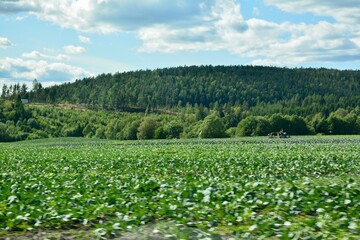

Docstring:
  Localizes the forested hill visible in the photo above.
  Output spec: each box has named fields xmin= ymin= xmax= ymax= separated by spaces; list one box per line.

xmin=1 ymin=65 xmax=360 ymax=141
xmin=32 ymin=65 xmax=360 ymax=116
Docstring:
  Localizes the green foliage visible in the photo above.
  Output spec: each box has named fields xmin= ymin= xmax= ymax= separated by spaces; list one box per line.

xmin=237 ymin=116 xmax=270 ymax=137
xmin=26 ymin=66 xmax=360 ymax=118
xmin=154 ymin=121 xmax=183 ymax=139
xmin=286 ymin=115 xmax=314 ymax=135
xmin=269 ymin=114 xmax=292 ymax=133
xmin=183 ymin=120 xmax=203 ymax=138
xmin=13 ymin=95 xmax=26 ymax=121
xmin=104 ymin=120 xmax=120 ymax=139
xmin=311 ymin=113 xmax=328 ymax=134
xmin=238 ymin=114 xmax=314 ymax=136
xmin=199 ymin=113 xmax=227 ymax=138
xmin=26 ymin=118 xmax=40 ymax=129
xmin=1 ymin=65 xmax=360 ymax=142
xmin=137 ymin=117 xmax=157 ymax=140
xmin=154 ymin=126 xmax=166 ymax=139
xmin=0 ymin=123 xmax=12 ymax=141
xmin=94 ymin=126 xmax=106 ymax=139
xmin=0 ymin=99 xmax=359 ymax=142
xmin=327 ymin=111 xmax=359 ymax=135
xmin=225 ymin=127 xmax=237 ymax=138
xmin=165 ymin=122 xmax=183 ymax=139
xmin=63 ymin=124 xmax=83 ymax=137
xmin=26 ymin=130 xmax=49 ymax=140
xmin=121 ymin=120 xmax=141 ymax=140
xmin=0 ymin=137 xmax=359 ymax=238
xmin=82 ymin=123 xmax=95 ymax=138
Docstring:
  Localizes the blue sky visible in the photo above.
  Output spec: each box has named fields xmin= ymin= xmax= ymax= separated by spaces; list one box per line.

xmin=1 ymin=0 xmax=360 ymax=87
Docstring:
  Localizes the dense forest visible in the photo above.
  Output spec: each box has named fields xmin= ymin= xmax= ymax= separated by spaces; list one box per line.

xmin=1 ymin=65 xmax=360 ymax=141
xmin=23 ymin=65 xmax=360 ymax=115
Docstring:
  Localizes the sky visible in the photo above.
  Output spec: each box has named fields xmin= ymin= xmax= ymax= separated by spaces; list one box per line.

xmin=1 ymin=0 xmax=360 ymax=88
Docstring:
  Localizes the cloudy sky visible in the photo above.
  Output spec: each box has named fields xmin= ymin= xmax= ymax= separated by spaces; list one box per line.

xmin=1 ymin=0 xmax=360 ymax=87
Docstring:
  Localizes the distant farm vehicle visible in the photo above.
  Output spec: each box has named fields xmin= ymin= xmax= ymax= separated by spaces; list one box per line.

xmin=268 ymin=130 xmax=290 ymax=138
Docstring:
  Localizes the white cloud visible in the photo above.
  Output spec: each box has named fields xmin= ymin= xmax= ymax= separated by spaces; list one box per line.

xmin=22 ymin=50 xmax=70 ymax=61
xmin=79 ymin=35 xmax=91 ymax=44
xmin=138 ymin=24 xmax=218 ymax=53
xmin=63 ymin=45 xmax=86 ymax=54
xmin=0 ymin=0 xmax=212 ymax=33
xmin=12 ymin=0 xmax=358 ymax=34
xmin=3 ymin=46 xmax=93 ymax=86
xmin=1 ymin=0 xmax=360 ymax=68
xmin=0 ymin=37 xmax=12 ymax=48
xmin=0 ymin=57 xmax=92 ymax=85
xmin=264 ymin=0 xmax=360 ymax=24
xmin=22 ymin=50 xmax=42 ymax=58
xmin=139 ymin=0 xmax=360 ymax=65
xmin=139 ymin=0 xmax=246 ymax=53
xmin=0 ymin=0 xmax=38 ymax=14
xmin=15 ymin=15 xmax=28 ymax=21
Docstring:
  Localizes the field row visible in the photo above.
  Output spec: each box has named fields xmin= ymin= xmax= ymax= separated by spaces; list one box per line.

xmin=0 ymin=136 xmax=359 ymax=239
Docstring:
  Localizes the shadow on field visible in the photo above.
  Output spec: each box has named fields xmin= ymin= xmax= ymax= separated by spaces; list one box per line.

xmin=0 ymin=222 xmax=231 ymax=240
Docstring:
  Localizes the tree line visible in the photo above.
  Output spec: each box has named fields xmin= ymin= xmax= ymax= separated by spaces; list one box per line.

xmin=25 ymin=65 xmax=360 ymax=118
xmin=1 ymin=97 xmax=359 ymax=142
xmin=1 ymin=65 xmax=360 ymax=142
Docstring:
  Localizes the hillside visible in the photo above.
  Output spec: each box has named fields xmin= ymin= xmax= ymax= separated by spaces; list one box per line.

xmin=1 ymin=65 xmax=360 ymax=142
xmin=28 ymin=65 xmax=360 ymax=116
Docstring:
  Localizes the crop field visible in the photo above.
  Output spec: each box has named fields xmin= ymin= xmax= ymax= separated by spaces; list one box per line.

xmin=0 ymin=136 xmax=359 ymax=239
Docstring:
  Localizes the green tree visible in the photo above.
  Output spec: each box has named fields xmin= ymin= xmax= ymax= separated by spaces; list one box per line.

xmin=13 ymin=95 xmax=27 ymax=122
xmin=20 ymin=83 xmax=28 ymax=98
xmin=83 ymin=123 xmax=96 ymax=138
xmin=236 ymin=116 xmax=270 ymax=136
xmin=311 ymin=113 xmax=328 ymax=134
xmin=326 ymin=110 xmax=358 ymax=135
xmin=0 ymin=122 xmax=12 ymax=141
xmin=154 ymin=126 xmax=167 ymax=139
xmin=269 ymin=114 xmax=291 ymax=133
xmin=137 ymin=117 xmax=157 ymax=140
xmin=105 ymin=120 xmax=120 ymax=139
xmin=199 ymin=114 xmax=227 ymax=138
xmin=288 ymin=115 xmax=313 ymax=135
xmin=63 ymin=124 xmax=83 ymax=137
xmin=194 ymin=104 xmax=208 ymax=121
xmin=32 ymin=79 xmax=42 ymax=92
xmin=95 ymin=126 xmax=106 ymax=139
xmin=1 ymin=84 xmax=8 ymax=98
xmin=122 ymin=120 xmax=141 ymax=140
xmin=164 ymin=121 xmax=183 ymax=139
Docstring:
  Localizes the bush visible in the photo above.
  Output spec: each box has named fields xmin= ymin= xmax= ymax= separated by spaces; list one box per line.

xmin=27 ymin=130 xmax=49 ymax=140
xmin=199 ymin=114 xmax=227 ymax=138
xmin=226 ymin=127 xmax=237 ymax=138
xmin=137 ymin=117 xmax=157 ymax=140
xmin=154 ymin=126 xmax=167 ymax=139
xmin=95 ymin=126 xmax=106 ymax=139
xmin=237 ymin=116 xmax=270 ymax=136
xmin=0 ymin=123 xmax=12 ymax=142
xmin=164 ymin=121 xmax=183 ymax=139
xmin=122 ymin=120 xmax=141 ymax=140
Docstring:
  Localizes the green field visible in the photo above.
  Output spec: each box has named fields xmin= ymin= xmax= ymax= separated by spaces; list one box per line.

xmin=0 ymin=136 xmax=359 ymax=239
